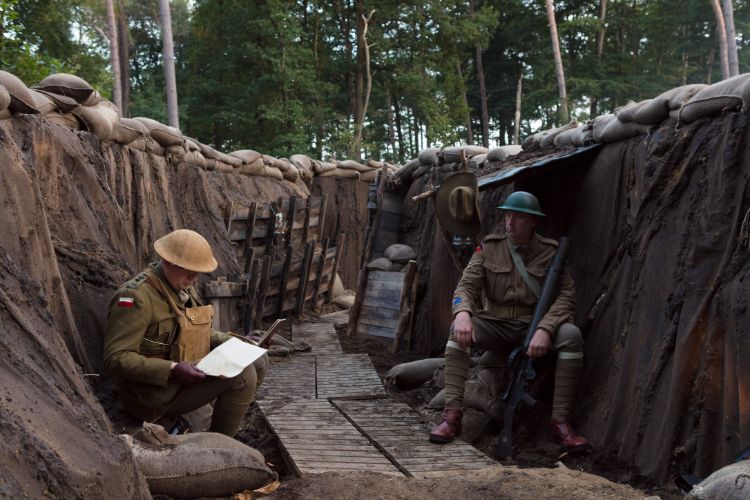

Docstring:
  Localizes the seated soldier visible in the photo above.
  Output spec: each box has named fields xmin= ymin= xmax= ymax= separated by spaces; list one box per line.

xmin=429 ymin=191 xmax=588 ymax=451
xmin=103 ymin=229 xmax=260 ymax=437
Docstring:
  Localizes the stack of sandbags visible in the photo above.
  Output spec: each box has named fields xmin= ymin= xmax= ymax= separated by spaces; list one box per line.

xmin=133 ymin=117 xmax=186 ymax=157
xmin=364 ymin=244 xmax=417 ymax=273
xmin=539 ymin=121 xmax=578 ymax=150
xmin=180 ymin=138 xmax=207 ymax=169
xmin=483 ymin=145 xmax=523 ymax=169
xmin=230 ymin=149 xmax=264 ymax=176
xmin=554 ymin=124 xmax=594 ymax=148
xmin=391 ymin=158 xmax=421 ymax=185
xmin=289 ymin=154 xmax=314 ymax=181
xmin=687 ymin=460 xmax=750 ymax=499
xmin=0 ymin=71 xmax=39 ymax=119
xmin=679 ymin=74 xmax=750 ymax=124
xmin=593 ymin=111 xmax=650 ymax=144
xmin=440 ymin=145 xmax=489 ymax=164
xmin=521 ymin=130 xmax=548 ymax=151
xmin=111 ymin=117 xmax=149 ymax=150
xmin=260 ymin=155 xmax=286 ymax=181
xmin=315 ymin=159 xmax=360 ymax=180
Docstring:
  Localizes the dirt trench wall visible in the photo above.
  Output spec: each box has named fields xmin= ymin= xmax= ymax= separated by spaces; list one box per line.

xmin=0 ymin=115 xmax=309 ymax=497
xmin=404 ymin=112 xmax=750 ymax=481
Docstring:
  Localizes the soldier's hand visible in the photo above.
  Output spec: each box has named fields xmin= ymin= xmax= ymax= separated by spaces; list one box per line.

xmin=170 ymin=361 xmax=207 ymax=385
xmin=527 ymin=329 xmax=552 ymax=358
xmin=453 ymin=311 xmax=474 ymax=348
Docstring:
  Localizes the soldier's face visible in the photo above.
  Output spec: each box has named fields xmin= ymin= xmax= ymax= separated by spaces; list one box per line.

xmin=163 ymin=261 xmax=200 ymax=290
xmin=505 ymin=211 xmax=537 ymax=245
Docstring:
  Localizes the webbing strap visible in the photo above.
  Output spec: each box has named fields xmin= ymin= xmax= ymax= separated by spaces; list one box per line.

xmin=507 ymin=239 xmax=541 ymax=298
xmin=558 ymin=352 xmax=584 ymax=360
xmin=446 ymin=340 xmax=471 ymax=353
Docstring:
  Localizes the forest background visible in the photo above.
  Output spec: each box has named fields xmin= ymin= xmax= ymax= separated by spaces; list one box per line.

xmin=1 ymin=0 xmax=749 ymax=162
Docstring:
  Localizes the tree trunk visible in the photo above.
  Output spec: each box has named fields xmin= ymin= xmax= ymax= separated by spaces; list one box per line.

xmin=513 ymin=71 xmax=522 ymax=145
xmin=105 ymin=0 xmax=122 ymax=115
xmin=596 ymin=0 xmax=607 ymax=57
xmin=456 ymin=62 xmax=474 ymax=145
xmin=721 ymin=0 xmax=739 ymax=76
xmin=386 ymin=90 xmax=396 ymax=157
xmin=117 ymin=0 xmax=130 ymax=115
xmin=394 ymin=97 xmax=405 ymax=161
xmin=469 ymin=0 xmax=489 ymax=148
xmin=352 ymin=0 xmax=365 ymax=157
xmin=546 ymin=0 xmax=569 ymax=123
xmin=351 ymin=9 xmax=374 ymax=160
xmin=158 ymin=0 xmax=179 ymax=128
xmin=706 ymin=46 xmax=715 ymax=84
xmin=710 ymin=0 xmax=730 ymax=80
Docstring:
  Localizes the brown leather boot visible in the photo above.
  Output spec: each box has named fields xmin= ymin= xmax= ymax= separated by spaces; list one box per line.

xmin=550 ymin=419 xmax=589 ymax=452
xmin=429 ymin=407 xmax=463 ymax=444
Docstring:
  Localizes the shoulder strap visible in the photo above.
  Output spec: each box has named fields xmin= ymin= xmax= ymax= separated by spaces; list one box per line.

xmin=506 ymin=239 xmax=541 ymax=298
xmin=144 ymin=271 xmax=184 ymax=317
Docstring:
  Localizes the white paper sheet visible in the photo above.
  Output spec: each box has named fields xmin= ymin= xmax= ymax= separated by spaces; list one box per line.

xmin=196 ymin=337 xmax=267 ymax=378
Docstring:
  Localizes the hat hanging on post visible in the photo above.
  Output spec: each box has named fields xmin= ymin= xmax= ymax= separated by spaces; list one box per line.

xmin=434 ymin=172 xmax=481 ymax=237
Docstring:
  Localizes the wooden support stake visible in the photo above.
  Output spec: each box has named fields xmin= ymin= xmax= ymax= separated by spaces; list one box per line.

xmin=243 ymin=258 xmax=261 ymax=335
xmin=311 ymin=237 xmax=330 ymax=311
xmin=285 ymin=196 xmax=297 ymax=245
xmin=224 ymin=200 xmax=234 ymax=232
xmin=295 ymin=241 xmax=315 ymax=317
xmin=301 ymin=196 xmax=313 ymax=245
xmin=391 ymin=260 xmax=417 ymax=353
xmin=265 ymin=201 xmax=278 ymax=256
xmin=242 ymin=202 xmax=258 ymax=272
xmin=318 ymin=194 xmax=328 ymax=242
xmin=326 ymin=232 xmax=345 ymax=304
xmin=277 ymin=244 xmax=294 ymax=317
xmin=254 ymin=253 xmax=273 ymax=328
xmin=347 ymin=165 xmax=388 ymax=336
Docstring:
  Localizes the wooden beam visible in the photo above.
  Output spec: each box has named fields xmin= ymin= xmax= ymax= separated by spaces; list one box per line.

xmin=311 ymin=237 xmax=330 ymax=312
xmin=243 ymin=258 xmax=261 ymax=335
xmin=242 ymin=202 xmax=258 ymax=273
xmin=318 ymin=194 xmax=328 ymax=242
xmin=265 ymin=201 xmax=279 ymax=256
xmin=224 ymin=200 xmax=234 ymax=232
xmin=285 ymin=196 xmax=297 ymax=245
xmin=392 ymin=260 xmax=417 ymax=353
xmin=302 ymin=196 xmax=313 ymax=245
xmin=254 ymin=252 xmax=273 ymax=329
xmin=326 ymin=233 xmax=345 ymax=304
xmin=276 ymin=244 xmax=294 ymax=317
xmin=295 ymin=242 xmax=315 ymax=317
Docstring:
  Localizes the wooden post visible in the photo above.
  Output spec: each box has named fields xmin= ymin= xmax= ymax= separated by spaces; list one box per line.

xmin=242 ymin=202 xmax=258 ymax=272
xmin=285 ymin=196 xmax=297 ymax=245
xmin=347 ymin=164 xmax=388 ymax=337
xmin=295 ymin=241 xmax=315 ymax=317
xmin=254 ymin=253 xmax=273 ymax=328
xmin=301 ymin=196 xmax=313 ymax=245
xmin=318 ymin=194 xmax=328 ymax=242
xmin=326 ymin=233 xmax=345 ymax=304
xmin=243 ymin=258 xmax=261 ymax=335
xmin=224 ymin=201 xmax=234 ymax=232
xmin=277 ymin=244 xmax=294 ymax=317
xmin=391 ymin=260 xmax=417 ymax=353
xmin=265 ymin=201 xmax=278 ymax=256
xmin=311 ymin=237 xmax=330 ymax=311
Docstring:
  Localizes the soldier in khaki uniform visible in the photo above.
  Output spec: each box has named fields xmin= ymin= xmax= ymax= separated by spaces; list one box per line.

xmin=429 ymin=190 xmax=588 ymax=451
xmin=103 ymin=229 xmax=259 ymax=437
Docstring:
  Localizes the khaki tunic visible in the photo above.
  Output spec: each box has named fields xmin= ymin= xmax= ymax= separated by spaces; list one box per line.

xmin=102 ymin=263 xmax=230 ymax=421
xmin=451 ymin=232 xmax=575 ymax=335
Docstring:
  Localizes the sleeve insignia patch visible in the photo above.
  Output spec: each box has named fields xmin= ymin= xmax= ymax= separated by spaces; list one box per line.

xmin=118 ymin=297 xmax=135 ymax=308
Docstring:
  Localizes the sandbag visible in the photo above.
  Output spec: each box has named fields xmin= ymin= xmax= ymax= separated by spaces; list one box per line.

xmin=664 ymin=83 xmax=709 ymax=110
xmin=332 ymin=273 xmax=345 ymax=298
xmin=333 ymin=294 xmax=355 ymax=309
xmin=687 ymin=460 xmax=750 ymax=500
xmin=289 ymin=153 xmax=312 ymax=171
xmin=553 ymin=126 xmax=580 ymax=148
xmin=183 ymin=138 xmax=200 ymax=152
xmin=215 ymin=151 xmax=241 ymax=167
xmin=128 ymin=135 xmax=147 ymax=152
xmin=592 ymin=113 xmax=617 ymax=143
xmin=199 ymin=142 xmax=221 ymax=160
xmin=30 ymin=90 xmax=56 ymax=115
xmin=312 ymin=160 xmax=337 ymax=174
xmin=428 ymin=389 xmax=445 ymax=409
xmin=441 ymin=145 xmax=489 ymax=164
xmin=570 ymin=125 xmax=594 ymax=147
xmin=384 ymin=243 xmax=416 ymax=262
xmin=337 ymin=159 xmax=372 ymax=173
xmin=679 ymin=74 xmax=750 ymax=124
xmin=319 ymin=167 xmax=359 ymax=179
xmin=124 ymin=431 xmax=277 ymax=498
xmin=521 ymin=131 xmax=546 ymax=151
xmin=613 ymin=100 xmax=644 ymax=122
xmin=281 ymin=164 xmax=299 ymax=182
xmin=262 ymin=165 xmax=284 ymax=180
xmin=0 ymin=85 xmax=11 ymax=112
xmin=367 ymin=159 xmax=384 ymax=169
xmin=540 ymin=122 xmax=577 ymax=149
xmin=598 ymin=117 xmax=650 ymax=144
xmin=165 ymin=144 xmax=186 ymax=160
xmin=468 ymin=153 xmax=487 ymax=169
xmin=360 ymin=170 xmax=378 ymax=183
xmin=411 ymin=165 xmax=430 ymax=180
xmin=230 ymin=149 xmax=262 ymax=164
xmin=632 ymin=98 xmax=670 ymax=125
xmin=182 ymin=151 xmax=207 ymax=169
xmin=74 ymin=103 xmax=119 ymax=140
xmin=35 ymin=73 xmax=94 ymax=102
xmin=418 ymin=148 xmax=440 ymax=166
xmin=386 ymin=358 xmax=445 ymax=390
xmin=216 ymin=162 xmax=234 ymax=173
xmin=276 ymin=158 xmax=294 ymax=172
xmin=391 ymin=158 xmax=420 ymax=185
xmin=43 ymin=111 xmax=79 ymax=128
xmin=134 ymin=117 xmax=183 ymax=147
xmin=236 ymin=158 xmax=265 ymax=176
xmin=204 ymin=158 xmax=217 ymax=171
xmin=0 ymin=71 xmax=38 ymax=114
xmin=487 ymin=145 xmax=522 ymax=162
xmin=366 ymin=257 xmax=392 ymax=271
xmin=144 ymin=137 xmax=165 ymax=155
xmin=110 ymin=120 xmax=144 ymax=145
xmin=82 ymin=90 xmax=102 ymax=107
xmin=680 ymin=96 xmax=743 ymax=124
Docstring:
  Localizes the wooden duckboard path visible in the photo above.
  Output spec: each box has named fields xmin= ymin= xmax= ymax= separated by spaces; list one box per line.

xmin=334 ymin=399 xmax=501 ymax=478
xmin=256 ymin=356 xmax=316 ymax=400
xmin=318 ymin=309 xmax=350 ymax=327
xmin=316 ymin=354 xmax=388 ymax=400
xmin=257 ymin=399 xmax=403 ymax=477
xmin=292 ymin=321 xmax=343 ymax=355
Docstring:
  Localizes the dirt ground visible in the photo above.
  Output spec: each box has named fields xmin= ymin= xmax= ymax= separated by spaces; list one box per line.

xmin=229 ymin=316 xmax=683 ymax=500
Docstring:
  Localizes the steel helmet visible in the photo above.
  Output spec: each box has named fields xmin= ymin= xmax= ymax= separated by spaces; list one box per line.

xmin=497 ymin=191 xmax=545 ymax=217
xmin=154 ymin=229 xmax=218 ymax=273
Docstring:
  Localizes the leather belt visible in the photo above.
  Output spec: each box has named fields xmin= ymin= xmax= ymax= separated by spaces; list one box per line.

xmin=484 ymin=302 xmax=534 ymax=319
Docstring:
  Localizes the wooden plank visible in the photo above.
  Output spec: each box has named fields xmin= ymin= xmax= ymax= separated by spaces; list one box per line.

xmin=203 ymin=280 xmax=244 ymax=298
xmin=285 ymin=196 xmax=297 ymax=244
xmin=367 ymin=271 xmax=405 ymax=282
xmin=242 ymin=258 xmax=261 ymax=335
xmin=356 ymin=323 xmax=396 ymax=339
xmin=358 ymin=314 xmax=399 ymax=330
xmin=276 ymin=244 xmax=294 ymax=317
xmin=392 ymin=260 xmax=417 ymax=353
xmin=318 ymin=194 xmax=328 ymax=243
xmin=301 ymin=197 xmax=312 ymax=244
xmin=253 ymin=252 xmax=273 ymax=329
xmin=293 ymin=321 xmax=342 ymax=355
xmin=242 ymin=202 xmax=258 ymax=272
xmin=316 ymin=354 xmax=387 ymax=399
xmin=265 ymin=200 xmax=279 ymax=256
xmin=310 ymin=237 xmax=330 ymax=312
xmin=295 ymin=242 xmax=315 ymax=317
xmin=365 ymin=279 xmax=404 ymax=293
xmin=224 ymin=200 xmax=234 ymax=231
xmin=361 ymin=293 xmax=401 ymax=310
xmin=256 ymin=356 xmax=316 ymax=400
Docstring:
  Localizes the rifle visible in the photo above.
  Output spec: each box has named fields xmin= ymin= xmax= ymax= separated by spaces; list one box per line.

xmin=494 ymin=236 xmax=572 ymax=459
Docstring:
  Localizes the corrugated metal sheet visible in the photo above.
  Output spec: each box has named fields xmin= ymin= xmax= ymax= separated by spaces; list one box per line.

xmin=477 ymin=144 xmax=601 ymax=190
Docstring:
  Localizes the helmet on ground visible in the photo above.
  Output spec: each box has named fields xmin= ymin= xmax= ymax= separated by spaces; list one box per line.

xmin=497 ymin=191 xmax=545 ymax=217
xmin=154 ymin=229 xmax=218 ymax=273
